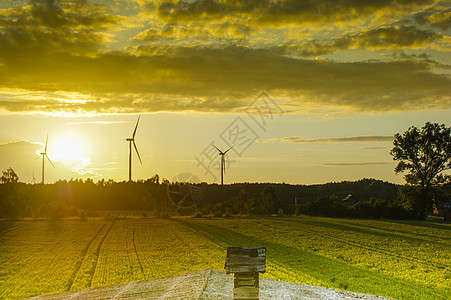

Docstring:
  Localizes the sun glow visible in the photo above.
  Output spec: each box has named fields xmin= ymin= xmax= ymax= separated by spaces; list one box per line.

xmin=50 ymin=135 xmax=87 ymax=162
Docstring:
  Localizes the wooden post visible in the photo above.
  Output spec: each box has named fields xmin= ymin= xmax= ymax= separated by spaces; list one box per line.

xmin=225 ymin=247 xmax=266 ymax=300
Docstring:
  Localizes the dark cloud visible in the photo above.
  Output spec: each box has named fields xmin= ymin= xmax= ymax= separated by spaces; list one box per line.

xmin=0 ymin=0 xmax=449 ymax=115
xmin=281 ymin=26 xmax=443 ymax=56
xmin=0 ymin=140 xmax=42 ymax=160
xmin=413 ymin=8 xmax=451 ymax=29
xmin=134 ymin=0 xmax=447 ymax=57
xmin=346 ymin=26 xmax=441 ymax=49
xmin=134 ymin=22 xmax=252 ymax=42
xmin=151 ymin=0 xmax=433 ymax=27
xmin=259 ymin=136 xmax=394 ymax=143
xmin=0 ymin=0 xmax=121 ymax=56
xmin=0 ymin=140 xmax=43 ymax=182
xmin=0 ymin=45 xmax=449 ymax=114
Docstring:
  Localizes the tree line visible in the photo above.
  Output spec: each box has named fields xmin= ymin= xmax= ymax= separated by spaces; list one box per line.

xmin=294 ymin=185 xmax=449 ymax=220
xmin=1 ymin=174 xmax=449 ymax=220
xmin=0 ymin=173 xmax=405 ymax=219
xmin=1 ymin=122 xmax=449 ymax=220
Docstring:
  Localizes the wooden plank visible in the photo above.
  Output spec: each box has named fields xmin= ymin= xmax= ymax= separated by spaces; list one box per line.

xmin=234 ymin=273 xmax=257 ymax=280
xmin=226 ymin=265 xmax=266 ymax=273
xmin=226 ymin=256 xmax=266 ymax=266
xmin=225 ymin=247 xmax=266 ymax=274
xmin=234 ymin=272 xmax=259 ymax=288
xmin=235 ymin=280 xmax=256 ymax=287
xmin=233 ymin=287 xmax=259 ymax=300
xmin=227 ymin=247 xmax=265 ymax=258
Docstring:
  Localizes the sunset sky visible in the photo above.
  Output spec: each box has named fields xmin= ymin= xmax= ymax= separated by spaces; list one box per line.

xmin=0 ymin=0 xmax=450 ymax=185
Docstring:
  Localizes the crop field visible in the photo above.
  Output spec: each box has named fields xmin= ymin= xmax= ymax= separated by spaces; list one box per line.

xmin=0 ymin=217 xmax=449 ymax=299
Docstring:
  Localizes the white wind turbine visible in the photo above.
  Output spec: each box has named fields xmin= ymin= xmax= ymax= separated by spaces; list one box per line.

xmin=126 ymin=116 xmax=142 ymax=181
xmin=31 ymin=171 xmax=36 ymax=184
xmin=38 ymin=134 xmax=55 ymax=184
xmin=212 ymin=144 xmax=233 ymax=185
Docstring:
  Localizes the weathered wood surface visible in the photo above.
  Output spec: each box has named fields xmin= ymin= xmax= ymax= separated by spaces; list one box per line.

xmin=233 ymin=272 xmax=260 ymax=299
xmin=233 ymin=286 xmax=259 ymax=300
xmin=226 ymin=264 xmax=266 ymax=273
xmin=234 ymin=272 xmax=259 ymax=288
xmin=225 ymin=247 xmax=266 ymax=274
xmin=226 ymin=247 xmax=265 ymax=299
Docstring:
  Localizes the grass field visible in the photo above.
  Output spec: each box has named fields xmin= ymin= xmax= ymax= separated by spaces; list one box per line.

xmin=0 ymin=217 xmax=449 ymax=299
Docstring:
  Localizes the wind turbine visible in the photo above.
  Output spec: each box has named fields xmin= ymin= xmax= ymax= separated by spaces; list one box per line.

xmin=38 ymin=134 xmax=55 ymax=184
xmin=126 ymin=116 xmax=142 ymax=182
xmin=212 ymin=144 xmax=233 ymax=185
xmin=31 ymin=171 xmax=36 ymax=184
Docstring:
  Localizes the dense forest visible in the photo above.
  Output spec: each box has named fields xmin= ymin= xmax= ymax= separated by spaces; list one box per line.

xmin=2 ymin=165 xmax=450 ymax=220
xmin=2 ymin=168 xmax=427 ymax=219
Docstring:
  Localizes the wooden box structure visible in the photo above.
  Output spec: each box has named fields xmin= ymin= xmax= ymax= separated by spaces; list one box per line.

xmin=225 ymin=247 xmax=266 ymax=300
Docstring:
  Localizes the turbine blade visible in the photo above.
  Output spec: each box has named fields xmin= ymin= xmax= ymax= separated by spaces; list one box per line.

xmin=132 ymin=116 xmax=140 ymax=138
xmin=46 ymin=154 xmax=55 ymax=168
xmin=45 ymin=134 xmax=48 ymax=153
xmin=133 ymin=141 xmax=142 ymax=164
xmin=212 ymin=144 xmax=222 ymax=154
xmin=36 ymin=155 xmax=42 ymax=160
xmin=224 ymin=145 xmax=234 ymax=154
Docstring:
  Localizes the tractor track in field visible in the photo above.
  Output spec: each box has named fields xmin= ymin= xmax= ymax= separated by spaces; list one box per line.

xmin=168 ymin=224 xmax=205 ymax=261
xmin=0 ymin=223 xmax=28 ymax=238
xmin=0 ymin=225 xmax=35 ymax=265
xmin=173 ymin=219 xmax=229 ymax=249
xmin=173 ymin=220 xmax=320 ymax=285
xmin=273 ymin=218 xmax=448 ymax=269
xmin=304 ymin=218 xmax=451 ymax=247
xmin=176 ymin=219 xmax=450 ymax=300
xmin=325 ymin=219 xmax=450 ymax=244
xmin=180 ymin=218 xmax=447 ymax=272
xmin=66 ymin=221 xmax=114 ymax=291
xmin=132 ymin=224 xmax=145 ymax=277
xmin=65 ymin=222 xmax=108 ymax=291
xmin=88 ymin=221 xmax=114 ymax=287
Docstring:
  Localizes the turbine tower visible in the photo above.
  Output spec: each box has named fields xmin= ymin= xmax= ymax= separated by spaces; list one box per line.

xmin=126 ymin=116 xmax=142 ymax=181
xmin=39 ymin=135 xmax=55 ymax=184
xmin=212 ymin=144 xmax=233 ymax=185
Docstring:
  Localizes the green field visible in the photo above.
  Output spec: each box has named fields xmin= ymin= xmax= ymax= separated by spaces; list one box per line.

xmin=0 ymin=217 xmax=449 ymax=299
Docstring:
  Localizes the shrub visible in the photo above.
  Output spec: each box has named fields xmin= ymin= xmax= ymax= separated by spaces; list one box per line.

xmin=176 ymin=206 xmax=194 ymax=216
xmin=193 ymin=211 xmax=203 ymax=218
xmin=79 ymin=210 xmax=87 ymax=221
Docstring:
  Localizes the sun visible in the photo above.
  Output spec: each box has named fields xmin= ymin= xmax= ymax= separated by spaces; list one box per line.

xmin=51 ymin=135 xmax=86 ymax=162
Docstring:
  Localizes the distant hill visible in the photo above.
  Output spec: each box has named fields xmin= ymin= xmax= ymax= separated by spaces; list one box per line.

xmin=0 ymin=177 xmax=400 ymax=218
xmin=200 ymin=178 xmax=400 ymax=213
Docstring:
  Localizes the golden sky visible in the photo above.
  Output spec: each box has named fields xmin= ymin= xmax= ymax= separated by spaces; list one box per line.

xmin=0 ymin=0 xmax=450 ymax=184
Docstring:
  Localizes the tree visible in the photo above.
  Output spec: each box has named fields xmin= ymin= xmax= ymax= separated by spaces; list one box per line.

xmin=246 ymin=186 xmax=279 ymax=215
xmin=390 ymin=122 xmax=451 ymax=216
xmin=1 ymin=167 xmax=19 ymax=183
